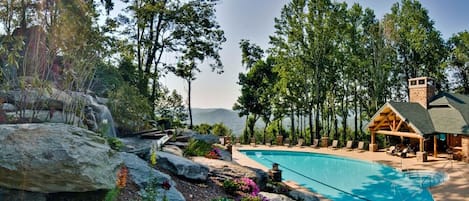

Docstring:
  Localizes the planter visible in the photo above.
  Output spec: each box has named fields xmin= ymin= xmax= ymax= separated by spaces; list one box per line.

xmin=321 ymin=136 xmax=329 ymax=147
xmin=276 ymin=135 xmax=283 ymax=145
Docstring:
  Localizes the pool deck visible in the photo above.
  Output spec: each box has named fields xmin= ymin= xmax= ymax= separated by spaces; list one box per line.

xmin=232 ymin=144 xmax=469 ymax=201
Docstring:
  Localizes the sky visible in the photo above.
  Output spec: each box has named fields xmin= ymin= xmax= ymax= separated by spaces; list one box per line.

xmin=158 ymin=0 xmax=469 ymax=110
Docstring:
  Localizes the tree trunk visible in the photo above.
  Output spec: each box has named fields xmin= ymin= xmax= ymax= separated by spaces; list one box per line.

xmin=290 ymin=106 xmax=295 ymax=141
xmin=309 ymin=107 xmax=313 ymax=144
xmin=187 ymin=79 xmax=193 ymax=129
xmin=354 ymin=82 xmax=358 ymax=142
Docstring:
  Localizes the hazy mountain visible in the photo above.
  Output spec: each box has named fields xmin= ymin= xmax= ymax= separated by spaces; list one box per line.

xmin=191 ymin=108 xmax=246 ymax=135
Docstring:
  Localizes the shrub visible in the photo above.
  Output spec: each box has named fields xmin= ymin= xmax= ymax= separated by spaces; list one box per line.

xmin=212 ymin=198 xmax=234 ymax=201
xmin=184 ymin=139 xmax=213 ymax=156
xmin=223 ymin=179 xmax=239 ymax=195
xmin=107 ymin=137 xmax=124 ymax=151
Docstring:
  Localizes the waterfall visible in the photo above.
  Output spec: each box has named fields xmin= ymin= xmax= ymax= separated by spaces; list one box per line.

xmin=83 ymin=94 xmax=117 ymax=138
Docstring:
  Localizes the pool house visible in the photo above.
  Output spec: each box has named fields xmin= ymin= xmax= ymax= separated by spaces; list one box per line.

xmin=367 ymin=77 xmax=469 ymax=162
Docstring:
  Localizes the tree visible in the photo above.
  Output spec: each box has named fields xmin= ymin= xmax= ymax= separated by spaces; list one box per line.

xmin=234 ymin=40 xmax=277 ymax=143
xmin=448 ymin=31 xmax=469 ymax=94
xmin=118 ymin=0 xmax=225 ymax=119
xmin=155 ymin=87 xmax=187 ymax=127
xmin=171 ymin=0 xmax=225 ymax=129
xmin=383 ymin=0 xmax=447 ymax=99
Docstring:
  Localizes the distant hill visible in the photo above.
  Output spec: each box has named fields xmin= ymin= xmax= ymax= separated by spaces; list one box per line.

xmin=190 ymin=108 xmax=246 ymax=135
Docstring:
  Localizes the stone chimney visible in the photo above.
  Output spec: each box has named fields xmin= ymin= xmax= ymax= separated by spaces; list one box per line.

xmin=408 ymin=77 xmax=435 ymax=109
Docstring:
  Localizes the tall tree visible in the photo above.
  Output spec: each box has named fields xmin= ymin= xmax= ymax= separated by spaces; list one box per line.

xmin=119 ymin=0 xmax=224 ymax=124
xmin=383 ymin=0 xmax=447 ymax=99
xmin=172 ymin=0 xmax=225 ymax=129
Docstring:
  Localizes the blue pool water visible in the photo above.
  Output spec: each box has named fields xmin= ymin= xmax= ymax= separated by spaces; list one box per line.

xmin=241 ymin=150 xmax=447 ymax=201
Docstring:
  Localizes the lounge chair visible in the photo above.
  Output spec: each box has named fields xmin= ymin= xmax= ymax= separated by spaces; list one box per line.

xmin=266 ymin=139 xmax=272 ymax=147
xmin=235 ymin=137 xmax=241 ymax=147
xmin=296 ymin=138 xmax=304 ymax=147
xmin=397 ymin=148 xmax=408 ymax=158
xmin=283 ymin=138 xmax=291 ymax=147
xmin=386 ymin=146 xmax=396 ymax=155
xmin=250 ymin=138 xmax=256 ymax=147
xmin=344 ymin=140 xmax=353 ymax=151
xmin=328 ymin=140 xmax=338 ymax=149
xmin=355 ymin=141 xmax=365 ymax=152
xmin=310 ymin=139 xmax=319 ymax=148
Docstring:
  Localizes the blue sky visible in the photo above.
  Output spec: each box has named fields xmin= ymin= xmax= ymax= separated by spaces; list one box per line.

xmin=159 ymin=0 xmax=469 ymax=109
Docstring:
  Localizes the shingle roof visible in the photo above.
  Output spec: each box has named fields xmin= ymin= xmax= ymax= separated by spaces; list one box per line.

xmin=387 ymin=102 xmax=435 ymax=135
xmin=428 ymin=93 xmax=469 ymax=134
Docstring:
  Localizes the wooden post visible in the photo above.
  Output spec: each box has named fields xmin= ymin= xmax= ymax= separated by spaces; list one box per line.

xmin=419 ymin=138 xmax=424 ymax=152
xmin=369 ymin=131 xmax=378 ymax=152
xmin=434 ymin=135 xmax=438 ymax=158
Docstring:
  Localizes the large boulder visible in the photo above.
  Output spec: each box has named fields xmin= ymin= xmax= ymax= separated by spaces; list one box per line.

xmin=119 ymin=152 xmax=185 ymax=201
xmin=0 ymin=123 xmax=121 ymax=193
xmin=156 ymin=151 xmax=209 ymax=181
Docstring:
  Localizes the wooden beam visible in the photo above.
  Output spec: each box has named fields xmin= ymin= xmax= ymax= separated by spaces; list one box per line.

xmin=395 ymin=120 xmax=404 ymax=132
xmin=375 ymin=130 xmax=423 ymax=139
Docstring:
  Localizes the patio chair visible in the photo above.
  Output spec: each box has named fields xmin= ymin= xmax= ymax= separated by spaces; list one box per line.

xmin=344 ymin=140 xmax=353 ymax=151
xmin=328 ymin=140 xmax=338 ymax=149
xmin=355 ymin=141 xmax=365 ymax=152
xmin=310 ymin=139 xmax=319 ymax=148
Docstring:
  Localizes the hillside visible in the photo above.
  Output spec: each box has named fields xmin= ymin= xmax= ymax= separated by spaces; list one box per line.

xmin=191 ymin=108 xmax=246 ymax=135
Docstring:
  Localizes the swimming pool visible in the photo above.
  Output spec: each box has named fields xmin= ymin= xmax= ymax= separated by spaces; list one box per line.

xmin=241 ymin=150 xmax=447 ymax=201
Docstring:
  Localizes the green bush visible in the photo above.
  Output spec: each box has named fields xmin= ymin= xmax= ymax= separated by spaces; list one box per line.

xmin=184 ymin=139 xmax=213 ymax=156
xmin=107 ymin=137 xmax=124 ymax=151
xmin=107 ymin=84 xmax=152 ymax=134
xmin=222 ymin=179 xmax=239 ymax=195
xmin=211 ymin=198 xmax=234 ymax=201
xmin=104 ymin=187 xmax=119 ymax=201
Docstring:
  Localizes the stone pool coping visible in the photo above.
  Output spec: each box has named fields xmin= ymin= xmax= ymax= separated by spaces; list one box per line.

xmin=232 ymin=145 xmax=469 ymax=201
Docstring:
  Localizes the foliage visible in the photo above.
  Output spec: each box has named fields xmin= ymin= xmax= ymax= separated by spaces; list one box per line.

xmin=211 ymin=198 xmax=234 ymax=201
xmin=447 ymin=31 xmax=469 ymax=94
xmin=142 ymin=178 xmax=159 ymax=201
xmin=222 ymin=177 xmax=266 ymax=201
xmin=150 ymin=143 xmax=157 ymax=167
xmin=184 ymin=139 xmax=213 ymax=157
xmin=104 ymin=187 xmax=119 ymax=201
xmin=223 ymin=179 xmax=239 ymax=195
xmin=155 ymin=86 xmax=187 ymax=127
xmin=194 ymin=123 xmax=212 ymax=134
xmin=107 ymin=84 xmax=152 ymax=134
xmin=211 ymin=122 xmax=231 ymax=136
xmin=205 ymin=147 xmax=222 ymax=159
xmin=91 ymin=62 xmax=124 ymax=97
xmin=107 ymin=137 xmax=124 ymax=151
